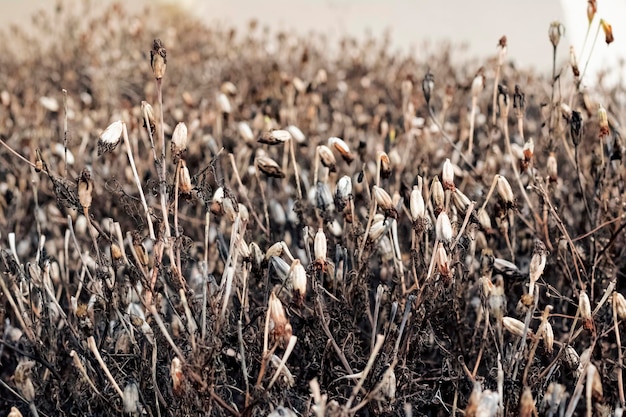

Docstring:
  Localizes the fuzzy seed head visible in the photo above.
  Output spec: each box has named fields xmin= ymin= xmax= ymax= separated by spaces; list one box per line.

xmin=318 ymin=145 xmax=337 ymax=171
xmin=410 ymin=185 xmax=425 ymax=222
xmin=578 ymin=291 xmax=592 ymax=320
xmin=436 ymin=212 xmax=453 ymax=242
xmin=614 ymin=292 xmax=626 ymax=320
xmin=314 ymin=228 xmax=327 ymax=263
xmin=256 ymin=155 xmax=285 ymax=178
xmin=171 ymin=357 xmax=183 ymax=395
xmin=97 ymin=120 xmax=123 ymax=155
xmin=328 ymin=136 xmax=354 ymax=163
xmin=171 ymin=122 xmax=188 ymax=156
xmin=442 ymin=158 xmax=455 ymax=190
xmin=496 ymin=175 xmax=514 ymax=204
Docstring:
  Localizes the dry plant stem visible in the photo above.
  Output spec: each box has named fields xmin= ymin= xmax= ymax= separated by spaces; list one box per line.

xmin=122 ymin=123 xmax=156 ymax=240
xmin=614 ymin=295 xmax=625 ymax=406
xmin=147 ymin=304 xmax=186 ymax=361
xmin=152 ymin=342 xmax=163 ymax=417
xmin=69 ymin=350 xmax=102 ymax=397
xmin=467 ymin=95 xmax=478 ymax=156
xmin=67 ymin=215 xmax=95 ymax=284
xmin=83 ymin=208 xmax=102 ymax=264
xmin=372 ymin=285 xmax=383 ymax=351
xmin=471 ymin=308 xmax=490 ymax=377
xmin=228 ymin=153 xmax=267 ymax=234
xmin=267 ymin=335 xmax=297 ymax=390
xmin=345 ymin=334 xmax=385 ymax=410
xmin=237 ymin=319 xmax=250 ymax=406
xmin=452 ymin=201 xmax=475 ymax=248
xmin=289 ymin=138 xmax=303 ymax=200
xmin=579 ymin=22 xmax=602 ymax=85
xmin=62 ymin=89 xmax=68 ymax=177
xmin=315 ymin=292 xmax=354 ymax=375
xmin=350 ymin=359 xmax=398 ymax=414
xmin=254 ymin=164 xmax=271 ymax=237
xmin=522 ymin=305 xmax=553 ymax=386
xmin=0 ymin=136 xmax=38 ymax=170
xmin=0 ymin=276 xmax=35 ymax=342
xmin=393 ymin=294 xmax=414 ymax=360
xmin=179 ymin=289 xmax=197 ymax=352
xmin=86 ymin=335 xmax=124 ymax=400
xmin=492 ymin=61 xmax=502 ymax=127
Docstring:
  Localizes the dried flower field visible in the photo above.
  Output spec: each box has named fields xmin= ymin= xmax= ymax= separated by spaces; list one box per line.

xmin=1 ymin=2 xmax=625 ymax=417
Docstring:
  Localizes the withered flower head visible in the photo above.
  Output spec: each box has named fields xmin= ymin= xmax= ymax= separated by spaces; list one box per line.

xmin=258 ymin=129 xmax=292 ymax=145
xmin=290 ymin=259 xmax=307 ymax=301
xmin=150 ymin=38 xmax=167 ymax=80
xmin=431 ymin=176 xmax=444 ymax=214
xmin=614 ymin=292 xmax=626 ymax=320
xmin=171 ymin=122 xmax=188 ymax=157
xmin=496 ymin=175 xmax=514 ymax=204
xmin=410 ymin=185 xmax=425 ymax=222
xmin=570 ymin=46 xmax=580 ymax=78
xmin=600 ymin=19 xmax=614 ymax=45
xmin=141 ymin=101 xmax=156 ymax=132
xmin=328 ymin=136 xmax=354 ymax=163
xmin=318 ymin=145 xmax=337 ymax=172
xmin=379 ymin=151 xmax=392 ymax=179
xmin=97 ymin=120 xmax=123 ymax=156
xmin=256 ymin=155 xmax=285 ymax=178
xmin=598 ymin=106 xmax=609 ymax=137
xmin=587 ymin=0 xmax=597 ymax=24
xmin=314 ymin=228 xmax=327 ymax=263
xmin=442 ymin=158 xmax=455 ymax=190
xmin=77 ymin=168 xmax=93 ymax=213
xmin=269 ymin=291 xmax=292 ymax=345
xmin=171 ymin=357 xmax=183 ymax=395
xmin=547 ymin=152 xmax=558 ymax=182
xmin=436 ymin=211 xmax=453 ymax=242
xmin=179 ymin=160 xmax=192 ymax=194
xmin=548 ymin=21 xmax=564 ymax=49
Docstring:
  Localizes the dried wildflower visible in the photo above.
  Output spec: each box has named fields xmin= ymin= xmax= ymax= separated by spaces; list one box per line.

xmin=503 ymin=316 xmax=532 ymax=338
xmin=614 ymin=292 xmax=626 ymax=320
xmin=179 ymin=160 xmax=192 ymax=194
xmin=13 ymin=360 xmax=35 ymax=402
xmin=587 ymin=0 xmax=597 ymax=24
xmin=547 ymin=152 xmax=558 ymax=182
xmin=410 ymin=185 xmax=425 ymax=222
xmin=497 ymin=36 xmax=507 ymax=65
xmin=579 ymin=291 xmax=593 ymax=329
xmin=77 ymin=169 xmax=93 ymax=214
xmin=314 ymin=228 xmax=327 ymax=264
xmin=542 ymin=321 xmax=554 ymax=354
xmin=496 ymin=175 xmax=514 ymax=204
xmin=373 ymin=185 xmax=397 ymax=219
xmin=256 ymin=155 xmax=285 ymax=178
xmin=171 ymin=356 xmax=183 ymax=395
xmin=441 ymin=158 xmax=455 ymax=190
xmin=97 ymin=120 xmax=123 ymax=156
xmin=289 ymin=259 xmax=307 ymax=301
xmin=598 ymin=106 xmax=609 ymax=137
xmin=171 ymin=122 xmax=188 ymax=157
xmin=431 ymin=176 xmax=444 ymax=214
xmin=369 ymin=215 xmax=388 ymax=241
xmin=436 ymin=212 xmax=453 ymax=242
xmin=336 ymin=175 xmax=352 ymax=202
xmin=238 ymin=122 xmax=254 ymax=143
xmin=328 ymin=136 xmax=354 ymax=163
xmin=435 ymin=241 xmax=450 ymax=277
xmin=600 ymin=19 xmax=614 ymax=45
xmin=269 ymin=291 xmax=292 ymax=345
xmin=528 ymin=240 xmax=546 ymax=296
xmin=422 ymin=71 xmax=434 ymax=104
xmin=379 ymin=151 xmax=392 ymax=179
xmin=548 ymin=21 xmax=564 ymax=49
xmin=150 ymin=39 xmax=167 ymax=80
xmin=318 ymin=145 xmax=337 ymax=171
xmin=259 ymin=129 xmax=292 ymax=145
xmin=570 ymin=46 xmax=580 ymax=78
xmin=142 ymin=101 xmax=156 ymax=131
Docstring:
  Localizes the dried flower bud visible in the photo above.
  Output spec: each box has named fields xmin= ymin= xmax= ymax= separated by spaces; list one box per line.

xmin=442 ymin=158 xmax=455 ymax=190
xmin=587 ymin=0 xmax=597 ymax=24
xmin=259 ymin=129 xmax=292 ymax=145
xmin=570 ymin=46 xmax=580 ymax=78
xmin=77 ymin=169 xmax=93 ymax=212
xmin=497 ymin=36 xmax=507 ymax=66
xmin=547 ymin=152 xmax=558 ymax=182
xmin=542 ymin=321 xmax=554 ymax=354
xmin=598 ymin=106 xmax=609 ymax=137
xmin=369 ymin=215 xmax=388 ymax=241
xmin=179 ymin=160 xmax=192 ymax=194
xmin=373 ymin=186 xmax=393 ymax=211
xmin=318 ymin=145 xmax=337 ymax=171
xmin=549 ymin=21 xmax=564 ymax=49
xmin=410 ymin=185 xmax=425 ymax=222
xmin=431 ymin=176 xmax=445 ymax=214
xmin=142 ymin=101 xmax=156 ymax=132
xmin=171 ymin=122 xmax=188 ymax=158
xmin=269 ymin=292 xmax=292 ymax=345
xmin=171 ymin=357 xmax=183 ymax=395
xmin=150 ymin=39 xmax=167 ymax=80
xmin=579 ymin=291 xmax=592 ymax=320
xmin=13 ymin=360 xmax=35 ymax=402
xmin=422 ymin=71 xmax=434 ymax=104
xmin=336 ymin=175 xmax=352 ymax=202
xmin=614 ymin=292 xmax=626 ymax=320
xmin=314 ymin=228 xmax=327 ymax=263
xmin=600 ymin=19 xmax=614 ymax=45
xmin=256 ymin=155 xmax=285 ymax=178
xmin=496 ymin=175 xmax=514 ymax=204
xmin=503 ymin=316 xmax=531 ymax=338
xmin=570 ymin=110 xmax=583 ymax=147
xmin=478 ymin=208 xmax=492 ymax=231
xmin=328 ymin=136 xmax=354 ymax=163
xmin=435 ymin=242 xmax=450 ymax=277
xmin=290 ymin=259 xmax=307 ymax=301
xmin=452 ymin=188 xmax=471 ymax=213
xmin=436 ymin=212 xmax=453 ymax=242
xmin=529 ymin=240 xmax=547 ymax=296
xmin=97 ymin=120 xmax=123 ymax=156
xmin=471 ymin=72 xmax=484 ymax=97
xmin=238 ymin=122 xmax=254 ymax=143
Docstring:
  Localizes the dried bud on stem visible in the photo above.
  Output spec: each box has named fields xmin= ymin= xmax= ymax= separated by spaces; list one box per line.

xmin=179 ymin=160 xmax=192 ymax=194
xmin=150 ymin=39 xmax=167 ymax=80
xmin=503 ymin=316 xmax=533 ymax=338
xmin=259 ymin=129 xmax=292 ymax=145
xmin=547 ymin=152 xmax=558 ymax=182
xmin=436 ymin=212 xmax=453 ymax=243
xmin=579 ymin=290 xmax=593 ymax=329
xmin=289 ymin=259 xmax=307 ymax=302
xmin=314 ymin=228 xmax=327 ymax=264
xmin=171 ymin=357 xmax=183 ymax=395
xmin=269 ymin=292 xmax=292 ymax=346
xmin=442 ymin=158 xmax=455 ymax=190
xmin=570 ymin=110 xmax=583 ymax=147
xmin=422 ymin=71 xmax=434 ymax=104
xmin=548 ymin=21 xmax=564 ymax=49
xmin=142 ymin=101 xmax=156 ymax=132
xmin=77 ymin=169 xmax=93 ymax=214
xmin=410 ymin=185 xmax=425 ymax=222
xmin=598 ymin=106 xmax=609 ymax=137
xmin=528 ymin=240 xmax=547 ymax=296
xmin=171 ymin=122 xmax=188 ymax=158
xmin=373 ymin=185 xmax=397 ymax=219
xmin=600 ymin=19 xmax=614 ymax=45
xmin=318 ymin=145 xmax=337 ymax=172
xmin=496 ymin=175 xmax=514 ymax=204
xmin=328 ymin=136 xmax=354 ymax=163
xmin=587 ymin=0 xmax=597 ymax=24
xmin=614 ymin=292 xmax=626 ymax=320
xmin=256 ymin=155 xmax=285 ymax=178
xmin=431 ymin=176 xmax=444 ymax=215
xmin=379 ymin=151 xmax=392 ymax=179
xmin=570 ymin=46 xmax=580 ymax=78
xmin=97 ymin=120 xmax=122 ymax=156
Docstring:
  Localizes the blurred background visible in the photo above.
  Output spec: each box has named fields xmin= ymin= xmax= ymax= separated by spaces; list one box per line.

xmin=1 ymin=0 xmax=624 ymax=84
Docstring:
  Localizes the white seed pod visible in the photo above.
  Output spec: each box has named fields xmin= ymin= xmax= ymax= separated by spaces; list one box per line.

xmin=123 ymin=381 xmax=140 ymax=413
xmin=217 ymin=92 xmax=231 ymax=114
xmin=442 ymin=158 xmax=455 ymax=190
xmin=336 ymin=175 xmax=352 ymax=201
xmin=318 ymin=145 xmax=337 ymax=171
xmin=436 ymin=212 xmax=453 ymax=242
xmin=369 ymin=215 xmax=388 ymax=241
xmin=265 ymin=241 xmax=285 ymax=260
xmin=8 ymin=407 xmax=23 ymax=417
xmin=542 ymin=321 xmax=554 ymax=354
xmin=372 ymin=186 xmax=394 ymax=212
xmin=435 ymin=242 xmax=450 ymax=276
xmin=290 ymin=259 xmax=307 ymax=300
xmin=328 ymin=136 xmax=354 ymax=163
xmin=97 ymin=120 xmax=123 ymax=156
xmin=579 ymin=291 xmax=592 ymax=320
xmin=477 ymin=208 xmax=492 ymax=230
xmin=529 ymin=240 xmax=547 ymax=295
xmin=503 ymin=317 xmax=531 ymax=338
xmin=410 ymin=185 xmax=425 ymax=222
xmin=314 ymin=228 xmax=327 ymax=263
xmin=171 ymin=356 xmax=183 ymax=395
xmin=259 ymin=129 xmax=292 ymax=145
xmin=237 ymin=121 xmax=254 ymax=143
xmin=431 ymin=176 xmax=444 ymax=213
xmin=171 ymin=122 xmax=188 ymax=155
xmin=179 ymin=160 xmax=192 ymax=194
xmin=287 ymin=125 xmax=305 ymax=143
xmin=614 ymin=292 xmax=626 ymax=320
xmin=452 ymin=188 xmax=472 ymax=213
xmin=496 ymin=175 xmax=514 ymax=204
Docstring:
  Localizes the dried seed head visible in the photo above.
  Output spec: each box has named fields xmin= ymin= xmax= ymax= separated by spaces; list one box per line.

xmin=318 ymin=145 xmax=337 ymax=171
xmin=548 ymin=21 xmax=564 ymax=48
xmin=265 ymin=241 xmax=285 ymax=260
xmin=77 ymin=169 xmax=93 ymax=212
xmin=372 ymin=186 xmax=393 ymax=212
xmin=314 ymin=228 xmax=327 ymax=263
xmin=269 ymin=292 xmax=292 ymax=345
xmin=598 ymin=106 xmax=609 ymax=137
xmin=150 ymin=39 xmax=167 ymax=80
xmin=523 ymin=137 xmax=534 ymax=162
xmin=238 ymin=203 xmax=249 ymax=223
xmin=171 ymin=356 xmax=183 ymax=395
xmin=13 ymin=360 xmax=35 ymax=402
xmin=614 ymin=292 xmax=626 ymax=320
xmin=503 ymin=316 xmax=531 ymax=338
xmin=379 ymin=151 xmax=392 ymax=179
xmin=570 ymin=46 xmax=580 ymax=78
xmin=519 ymin=387 xmax=536 ymax=417
xmin=123 ymin=382 xmax=140 ymax=413
xmin=422 ymin=71 xmax=434 ymax=104
xmin=563 ymin=345 xmax=580 ymax=370
xmin=178 ymin=161 xmax=192 ymax=194
xmin=436 ymin=212 xmax=453 ymax=242
xmin=336 ymin=175 xmax=352 ymax=202
xmin=171 ymin=122 xmax=188 ymax=156
xmin=442 ymin=158 xmax=455 ymax=190
xmin=328 ymin=136 xmax=354 ymax=163
xmin=547 ymin=152 xmax=558 ymax=182
xmin=496 ymin=175 xmax=514 ymax=204
xmin=587 ymin=0 xmax=597 ymax=24
xmin=542 ymin=321 xmax=554 ymax=354
xmin=380 ymin=367 xmax=396 ymax=401
xmin=529 ymin=240 xmax=547 ymax=295
xmin=8 ymin=407 xmax=23 ymax=417
xmin=471 ymin=72 xmax=485 ymax=97
xmin=141 ymin=101 xmax=156 ymax=131
xmin=435 ymin=242 xmax=450 ymax=277
xmin=578 ymin=291 xmax=592 ymax=320
xmin=369 ymin=214 xmax=388 ymax=241
xmin=290 ymin=259 xmax=307 ymax=301
xmin=287 ymin=125 xmax=305 ymax=144
xmin=237 ymin=122 xmax=254 ymax=143
xmin=256 ymin=155 xmax=285 ymax=178
xmin=410 ymin=185 xmax=425 ymax=222
xmin=431 ymin=176 xmax=445 ymax=214
xmin=259 ymin=129 xmax=292 ymax=145
xmin=97 ymin=120 xmax=123 ymax=156
xmin=497 ymin=36 xmax=507 ymax=65
xmin=210 ymin=186 xmax=225 ymax=215
xmin=477 ymin=208 xmax=492 ymax=231
xmin=600 ymin=19 xmax=614 ymax=45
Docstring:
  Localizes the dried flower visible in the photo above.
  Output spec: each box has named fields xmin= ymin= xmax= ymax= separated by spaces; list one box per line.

xmin=435 ymin=242 xmax=450 ymax=277
xmin=179 ymin=160 xmax=192 ymax=194
xmin=269 ymin=291 xmax=292 ymax=345
xmin=496 ymin=175 xmax=514 ymax=204
xmin=587 ymin=0 xmax=597 ymax=24
xmin=77 ymin=169 xmax=93 ymax=214
xmin=379 ymin=151 xmax=392 ymax=179
xmin=369 ymin=214 xmax=388 ymax=241
xmin=336 ymin=175 xmax=352 ymax=202
xmin=97 ymin=120 xmax=123 ymax=156
xmin=13 ymin=360 xmax=35 ymax=402
xmin=442 ymin=158 xmax=455 ymax=190
xmin=471 ymin=72 xmax=484 ymax=97
xmin=238 ymin=122 xmax=254 ymax=143
xmin=542 ymin=321 xmax=554 ymax=354
xmin=548 ymin=21 xmax=564 ymax=49
xmin=410 ymin=185 xmax=425 ymax=222
xmin=290 ymin=259 xmax=307 ymax=301
xmin=171 ymin=357 xmax=183 ymax=395
xmin=372 ymin=186 xmax=393 ymax=211
xmin=431 ymin=176 xmax=444 ymax=214
xmin=171 ymin=122 xmax=188 ymax=157
xmin=150 ymin=39 xmax=167 ymax=80
xmin=142 ymin=101 xmax=156 ymax=131
xmin=286 ymin=125 xmax=305 ymax=143
xmin=598 ymin=106 xmax=609 ymax=137
xmin=256 ymin=155 xmax=285 ymax=178
xmin=614 ymin=292 xmax=626 ymax=320
xmin=600 ymin=19 xmax=614 ymax=45
xmin=529 ymin=240 xmax=546 ymax=296
xmin=503 ymin=316 xmax=532 ymax=338
xmin=436 ymin=212 xmax=453 ymax=242
xmin=570 ymin=46 xmax=580 ymax=78
xmin=318 ymin=145 xmax=337 ymax=171
xmin=570 ymin=110 xmax=583 ymax=146
xmin=259 ymin=129 xmax=292 ymax=145
xmin=579 ymin=291 xmax=592 ymax=320
xmin=380 ymin=366 xmax=396 ymax=402
xmin=547 ymin=152 xmax=558 ymax=182
xmin=497 ymin=36 xmax=507 ymax=66
xmin=328 ymin=136 xmax=354 ymax=163
xmin=314 ymin=228 xmax=327 ymax=264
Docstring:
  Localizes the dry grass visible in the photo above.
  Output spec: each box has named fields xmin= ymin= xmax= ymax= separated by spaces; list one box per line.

xmin=1 ymin=2 xmax=626 ymax=416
